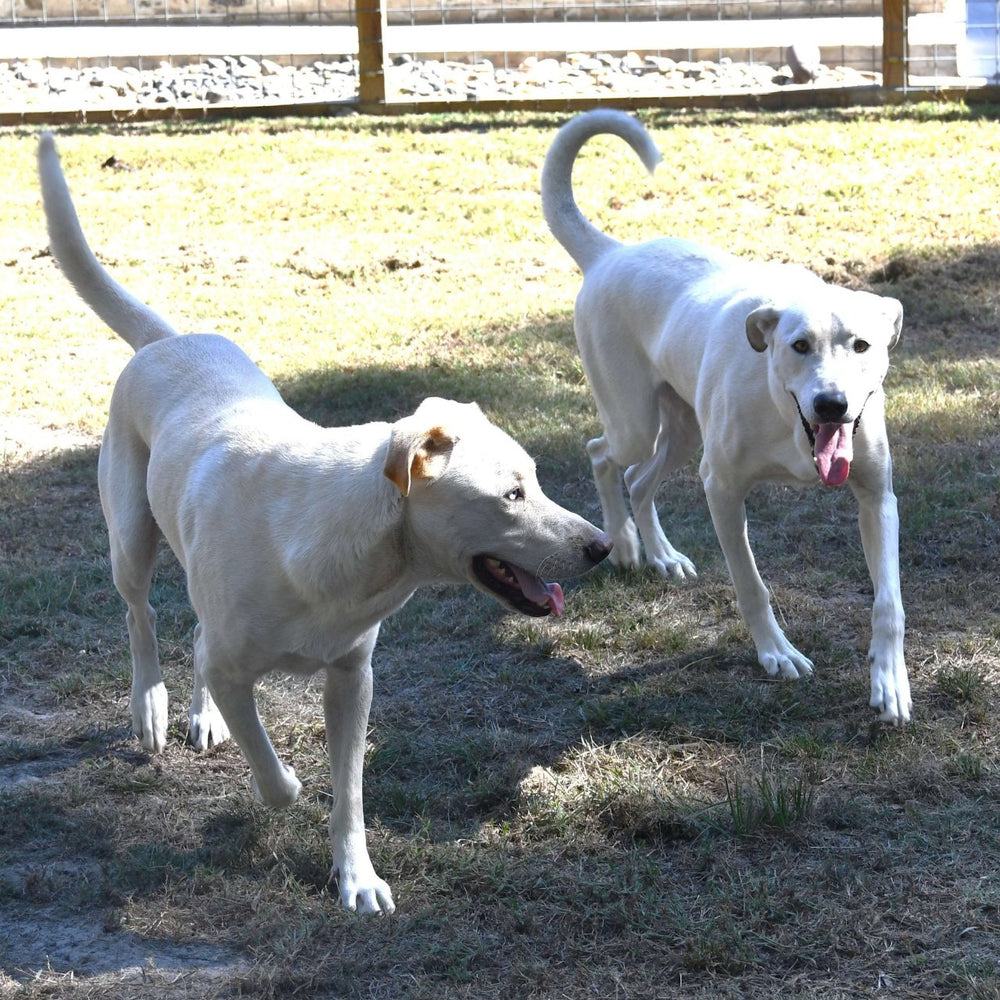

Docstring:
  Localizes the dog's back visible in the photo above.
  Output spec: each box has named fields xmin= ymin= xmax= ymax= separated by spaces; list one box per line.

xmin=38 ymin=132 xmax=178 ymax=353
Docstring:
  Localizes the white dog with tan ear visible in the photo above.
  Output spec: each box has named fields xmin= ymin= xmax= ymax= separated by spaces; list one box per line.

xmin=38 ymin=132 xmax=612 ymax=915
xmin=542 ymin=110 xmax=910 ymax=723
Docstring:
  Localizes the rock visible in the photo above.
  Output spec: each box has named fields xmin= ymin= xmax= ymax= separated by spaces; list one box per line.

xmin=622 ymin=51 xmax=645 ymax=73
xmin=15 ymin=59 xmax=46 ymax=86
xmin=232 ymin=57 xmax=261 ymax=79
xmin=646 ymin=55 xmax=676 ymax=73
xmin=89 ymin=66 xmax=134 ymax=96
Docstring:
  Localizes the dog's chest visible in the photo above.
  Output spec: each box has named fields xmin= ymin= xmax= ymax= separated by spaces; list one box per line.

xmin=754 ymin=438 xmax=821 ymax=486
xmin=267 ymin=588 xmax=416 ymax=669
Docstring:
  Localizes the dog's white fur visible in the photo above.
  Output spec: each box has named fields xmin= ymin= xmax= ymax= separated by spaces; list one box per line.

xmin=542 ymin=110 xmax=910 ymax=723
xmin=38 ymin=132 xmax=612 ymax=914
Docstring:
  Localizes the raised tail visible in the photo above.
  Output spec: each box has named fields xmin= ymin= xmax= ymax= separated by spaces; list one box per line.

xmin=37 ymin=132 xmax=178 ymax=352
xmin=540 ymin=110 xmax=662 ymax=274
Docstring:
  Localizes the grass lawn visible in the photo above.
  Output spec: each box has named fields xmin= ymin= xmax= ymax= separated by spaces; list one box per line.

xmin=1 ymin=104 xmax=999 ymax=998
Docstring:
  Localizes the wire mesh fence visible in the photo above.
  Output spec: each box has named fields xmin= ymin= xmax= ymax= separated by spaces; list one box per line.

xmin=0 ymin=0 xmax=996 ymax=119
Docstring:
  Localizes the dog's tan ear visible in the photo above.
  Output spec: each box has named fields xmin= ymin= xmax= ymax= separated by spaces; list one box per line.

xmin=383 ymin=422 xmax=457 ymax=497
xmin=746 ymin=305 xmax=780 ymax=353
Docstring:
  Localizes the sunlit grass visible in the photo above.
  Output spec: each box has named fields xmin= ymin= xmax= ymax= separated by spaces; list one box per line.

xmin=1 ymin=105 xmax=999 ymax=999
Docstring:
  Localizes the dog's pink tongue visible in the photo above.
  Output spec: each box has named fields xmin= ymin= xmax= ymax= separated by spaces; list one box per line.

xmin=511 ymin=566 xmax=565 ymax=616
xmin=814 ymin=423 xmax=853 ymax=487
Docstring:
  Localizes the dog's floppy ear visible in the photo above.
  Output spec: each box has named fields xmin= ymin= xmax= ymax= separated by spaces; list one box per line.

xmin=383 ymin=420 xmax=458 ymax=498
xmin=884 ymin=297 xmax=904 ymax=350
xmin=746 ymin=305 xmax=781 ymax=353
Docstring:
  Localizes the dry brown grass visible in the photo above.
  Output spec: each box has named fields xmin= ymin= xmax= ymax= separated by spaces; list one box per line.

xmin=1 ymin=105 xmax=1000 ymax=999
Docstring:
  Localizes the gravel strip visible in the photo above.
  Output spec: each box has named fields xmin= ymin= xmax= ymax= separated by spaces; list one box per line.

xmin=0 ymin=50 xmax=880 ymax=114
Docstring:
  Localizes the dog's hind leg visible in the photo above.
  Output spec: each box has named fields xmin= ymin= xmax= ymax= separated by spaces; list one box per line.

xmin=100 ymin=449 xmax=169 ymax=752
xmin=623 ymin=385 xmax=699 ymax=581
xmin=587 ymin=435 xmax=642 ymax=569
xmin=701 ymin=467 xmax=814 ymax=680
xmin=323 ymin=628 xmax=395 ymax=914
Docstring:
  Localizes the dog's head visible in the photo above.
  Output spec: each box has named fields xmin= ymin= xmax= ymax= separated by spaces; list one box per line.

xmin=384 ymin=398 xmax=611 ymax=615
xmin=746 ymin=288 xmax=902 ymax=487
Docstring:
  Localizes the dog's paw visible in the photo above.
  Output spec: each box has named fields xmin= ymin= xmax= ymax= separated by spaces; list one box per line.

xmin=609 ymin=520 xmax=643 ymax=569
xmin=337 ymin=872 xmax=396 ymax=916
xmin=649 ymin=550 xmax=697 ymax=582
xmin=131 ymin=681 xmax=169 ymax=752
xmin=331 ymin=839 xmax=396 ymax=915
xmin=869 ymin=657 xmax=912 ymax=724
xmin=758 ymin=645 xmax=814 ymax=680
xmin=187 ymin=671 xmax=230 ymax=750
xmin=187 ymin=691 xmax=231 ymax=751
xmin=188 ymin=705 xmax=231 ymax=751
xmin=251 ymin=763 xmax=302 ymax=809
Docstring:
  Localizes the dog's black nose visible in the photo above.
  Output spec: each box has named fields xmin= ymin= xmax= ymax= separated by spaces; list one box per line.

xmin=585 ymin=533 xmax=614 ymax=565
xmin=813 ymin=392 xmax=848 ymax=423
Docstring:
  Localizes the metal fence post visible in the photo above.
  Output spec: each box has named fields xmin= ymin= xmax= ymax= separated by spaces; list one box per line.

xmin=883 ymin=0 xmax=908 ymax=88
xmin=357 ymin=0 xmax=389 ymax=105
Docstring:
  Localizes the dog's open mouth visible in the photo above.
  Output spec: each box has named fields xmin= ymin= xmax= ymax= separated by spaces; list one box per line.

xmin=793 ymin=398 xmax=860 ymax=488
xmin=811 ymin=422 xmax=853 ymax=487
xmin=472 ymin=555 xmax=565 ymax=617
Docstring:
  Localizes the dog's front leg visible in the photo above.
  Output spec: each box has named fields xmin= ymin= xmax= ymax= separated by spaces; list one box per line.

xmin=323 ymin=631 xmax=395 ymax=915
xmin=187 ymin=623 xmax=232 ymax=750
xmin=702 ymin=469 xmax=814 ymax=679
xmin=851 ymin=470 xmax=910 ymax=723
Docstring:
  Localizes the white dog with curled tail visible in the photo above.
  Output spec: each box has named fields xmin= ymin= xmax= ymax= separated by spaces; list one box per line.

xmin=541 ymin=110 xmax=910 ymax=723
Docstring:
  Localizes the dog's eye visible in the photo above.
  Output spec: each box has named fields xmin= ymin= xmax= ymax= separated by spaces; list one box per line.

xmin=505 ymin=487 xmax=524 ymax=502
xmin=853 ymin=340 xmax=870 ymax=354
xmin=791 ymin=340 xmax=809 ymax=354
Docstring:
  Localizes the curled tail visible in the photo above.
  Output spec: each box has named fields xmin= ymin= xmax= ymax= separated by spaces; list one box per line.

xmin=37 ymin=132 xmax=178 ymax=352
xmin=541 ymin=109 xmax=662 ymax=274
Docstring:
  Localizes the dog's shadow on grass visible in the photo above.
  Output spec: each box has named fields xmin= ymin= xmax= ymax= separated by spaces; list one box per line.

xmin=362 ymin=564 xmax=878 ymax=849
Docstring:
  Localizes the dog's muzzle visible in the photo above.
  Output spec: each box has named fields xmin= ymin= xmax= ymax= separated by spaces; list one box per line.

xmin=791 ymin=391 xmax=869 ymax=488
